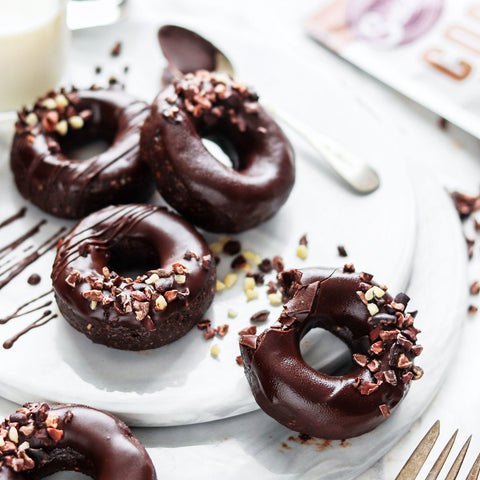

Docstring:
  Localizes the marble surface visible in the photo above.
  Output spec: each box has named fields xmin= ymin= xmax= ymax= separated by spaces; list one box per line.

xmin=1 ymin=0 xmax=479 ymax=477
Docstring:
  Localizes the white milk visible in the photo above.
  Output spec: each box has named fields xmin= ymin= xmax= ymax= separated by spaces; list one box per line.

xmin=0 ymin=0 xmax=69 ymax=111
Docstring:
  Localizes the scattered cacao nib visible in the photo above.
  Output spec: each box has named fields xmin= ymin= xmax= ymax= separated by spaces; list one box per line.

xmin=215 ymin=324 xmax=229 ymax=337
xmin=250 ymin=310 xmax=270 ymax=323
xmin=94 ymin=66 xmax=102 ymax=74
xmin=110 ymin=41 xmax=122 ymax=56
xmin=394 ymin=293 xmax=410 ymax=306
xmin=475 ymin=219 xmax=480 ymax=232
xmin=203 ymin=326 xmax=215 ymax=340
xmin=412 ymin=365 xmax=424 ymax=380
xmin=402 ymin=372 xmax=414 ymax=384
xmin=343 ymin=264 xmax=355 ymax=273
xmin=337 ymin=245 xmax=348 ymax=257
xmin=27 ymin=274 xmax=41 ymax=285
xmin=235 ymin=355 xmax=243 ymax=366
xmin=299 ymin=234 xmax=308 ymax=246
xmin=238 ymin=325 xmax=257 ymax=336
xmin=468 ymin=305 xmax=478 ymax=314
xmin=272 ymin=256 xmax=284 ymax=272
xmin=353 ymin=353 xmax=367 ymax=367
xmin=357 ymin=381 xmax=379 ymax=395
xmin=384 ymin=370 xmax=397 ymax=385
xmin=450 ymin=190 xmax=480 ymax=220
xmin=266 ymin=281 xmax=277 ymax=294
xmin=223 ymin=240 xmax=241 ymax=255
xmin=467 ymin=237 xmax=474 ymax=259
xmin=247 ymin=272 xmax=264 ymax=285
xmin=359 ymin=272 xmax=373 ymax=283
xmin=201 ymin=254 xmax=212 ymax=270
xmin=470 ymin=281 xmax=480 ymax=295
xmin=108 ymin=76 xmax=118 ymax=86
xmin=196 ymin=319 xmax=211 ymax=330
xmin=231 ymin=254 xmax=247 ymax=270
xmin=123 ymin=65 xmax=129 ymax=74
xmin=258 ymin=258 xmax=273 ymax=273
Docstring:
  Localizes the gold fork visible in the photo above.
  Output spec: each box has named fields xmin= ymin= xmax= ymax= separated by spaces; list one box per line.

xmin=395 ymin=421 xmax=480 ymax=480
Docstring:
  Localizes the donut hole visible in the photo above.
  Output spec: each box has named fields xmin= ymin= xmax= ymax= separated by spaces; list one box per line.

xmin=300 ymin=328 xmax=353 ymax=375
xmin=59 ymin=119 xmax=117 ymax=161
xmin=105 ymin=238 xmax=160 ymax=280
xmin=201 ymin=134 xmax=242 ymax=170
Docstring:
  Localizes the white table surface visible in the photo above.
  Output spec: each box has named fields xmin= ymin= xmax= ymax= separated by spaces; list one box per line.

xmin=126 ymin=0 xmax=480 ymax=477
xmin=4 ymin=0 xmax=480 ymax=478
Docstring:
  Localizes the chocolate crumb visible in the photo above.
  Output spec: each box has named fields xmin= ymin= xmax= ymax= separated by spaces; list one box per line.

xmin=235 ymin=355 xmax=243 ymax=366
xmin=470 ymin=281 xmax=480 ymax=295
xmin=215 ymin=324 xmax=229 ymax=337
xmin=231 ymin=254 xmax=247 ymax=270
xmin=110 ymin=41 xmax=122 ymax=57
xmin=468 ymin=305 xmax=478 ymax=314
xmin=379 ymin=404 xmax=390 ymax=418
xmin=94 ymin=66 xmax=102 ymax=74
xmin=299 ymin=234 xmax=308 ymax=246
xmin=108 ymin=76 xmax=118 ymax=86
xmin=273 ymin=256 xmax=284 ymax=272
xmin=258 ymin=258 xmax=273 ymax=273
xmin=223 ymin=240 xmax=241 ymax=255
xmin=250 ymin=310 xmax=270 ymax=323
xmin=27 ymin=274 xmax=41 ymax=285
xmin=337 ymin=245 xmax=348 ymax=257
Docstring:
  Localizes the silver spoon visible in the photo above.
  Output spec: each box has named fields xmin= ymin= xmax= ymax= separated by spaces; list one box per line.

xmin=158 ymin=25 xmax=380 ymax=194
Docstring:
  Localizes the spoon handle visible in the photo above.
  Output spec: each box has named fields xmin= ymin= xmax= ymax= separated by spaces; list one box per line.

xmin=262 ymin=101 xmax=380 ymax=194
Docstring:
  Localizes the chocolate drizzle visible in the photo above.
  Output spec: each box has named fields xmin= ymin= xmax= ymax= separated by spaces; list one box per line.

xmin=0 ymin=290 xmax=53 ymax=325
xmin=3 ymin=311 xmax=57 ymax=350
xmin=52 ymin=204 xmax=216 ymax=350
xmin=11 ymin=87 xmax=155 ymax=219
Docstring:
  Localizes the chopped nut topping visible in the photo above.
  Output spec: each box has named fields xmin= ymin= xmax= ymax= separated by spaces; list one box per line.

xmin=243 ymin=250 xmax=261 ymax=265
xmin=55 ymin=119 xmax=68 ymax=136
xmin=268 ymin=293 xmax=283 ymax=306
xmin=367 ymin=303 xmax=379 ymax=316
xmin=215 ymin=324 xmax=229 ymax=337
xmin=25 ymin=112 xmax=38 ymax=126
xmin=245 ymin=289 xmax=259 ymax=301
xmin=68 ymin=115 xmax=84 ymax=129
xmin=8 ymin=427 xmax=18 ymax=444
xmin=296 ymin=244 xmax=308 ymax=260
xmin=42 ymin=98 xmax=57 ymax=110
xmin=145 ymin=273 xmax=160 ymax=285
xmin=227 ymin=309 xmax=237 ymax=318
xmin=89 ymin=301 xmax=97 ymax=310
xmin=223 ymin=273 xmax=238 ymax=288
xmin=155 ymin=295 xmax=167 ymax=311
xmin=216 ymin=280 xmax=226 ymax=292
xmin=174 ymin=274 xmax=186 ymax=284
xmin=210 ymin=344 xmax=220 ymax=357
xmin=470 ymin=281 xmax=480 ymax=295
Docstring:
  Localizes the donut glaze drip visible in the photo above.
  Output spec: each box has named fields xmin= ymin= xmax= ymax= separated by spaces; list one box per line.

xmin=0 ymin=403 xmax=156 ymax=479
xmin=10 ymin=88 xmax=155 ymax=219
xmin=240 ymin=267 xmax=423 ymax=439
xmin=52 ymin=204 xmax=216 ymax=350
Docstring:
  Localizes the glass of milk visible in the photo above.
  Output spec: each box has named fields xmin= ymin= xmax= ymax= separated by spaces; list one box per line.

xmin=0 ymin=0 xmax=70 ymax=112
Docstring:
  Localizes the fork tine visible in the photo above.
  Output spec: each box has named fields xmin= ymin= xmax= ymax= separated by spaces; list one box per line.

xmin=425 ymin=430 xmax=458 ymax=480
xmin=395 ymin=421 xmax=440 ymax=480
xmin=465 ymin=453 xmax=480 ymax=480
xmin=444 ymin=435 xmax=472 ymax=480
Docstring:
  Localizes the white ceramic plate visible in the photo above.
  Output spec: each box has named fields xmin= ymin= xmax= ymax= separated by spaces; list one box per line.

xmin=0 ymin=158 xmax=466 ymax=480
xmin=0 ymin=20 xmax=417 ymax=426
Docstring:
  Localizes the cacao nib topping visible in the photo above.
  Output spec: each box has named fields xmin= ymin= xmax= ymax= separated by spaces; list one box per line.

xmin=337 ymin=245 xmax=348 ymax=257
xmin=258 ymin=258 xmax=273 ymax=273
xmin=66 ymin=255 xmax=196 ymax=328
xmin=299 ymin=235 xmax=308 ymax=246
xmin=222 ymin=240 xmax=241 ymax=255
xmin=0 ymin=403 xmax=68 ymax=474
xmin=450 ymin=190 xmax=480 ymax=220
xmin=231 ymin=254 xmax=247 ymax=270
xmin=238 ymin=325 xmax=257 ymax=336
xmin=172 ymin=70 xmax=259 ymax=130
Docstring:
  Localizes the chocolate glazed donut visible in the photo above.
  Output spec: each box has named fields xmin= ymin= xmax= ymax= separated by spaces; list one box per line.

xmin=10 ymin=87 xmax=155 ymax=219
xmin=141 ymin=70 xmax=295 ymax=233
xmin=0 ymin=402 xmax=156 ymax=479
xmin=240 ymin=266 xmax=423 ymax=439
xmin=52 ymin=204 xmax=216 ymax=350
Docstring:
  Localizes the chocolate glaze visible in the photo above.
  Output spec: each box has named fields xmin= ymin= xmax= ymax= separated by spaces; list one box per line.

xmin=141 ymin=72 xmax=295 ymax=233
xmin=0 ymin=403 xmax=156 ymax=479
xmin=240 ymin=267 xmax=423 ymax=439
xmin=10 ymin=88 xmax=155 ymax=219
xmin=52 ymin=204 xmax=216 ymax=350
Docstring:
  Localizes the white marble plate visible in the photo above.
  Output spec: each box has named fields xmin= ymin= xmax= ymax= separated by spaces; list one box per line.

xmin=0 ymin=21 xmax=417 ymax=426
xmin=0 ymin=158 xmax=466 ymax=480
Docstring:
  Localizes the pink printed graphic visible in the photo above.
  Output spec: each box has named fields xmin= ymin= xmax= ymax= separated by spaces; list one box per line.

xmin=346 ymin=0 xmax=444 ymax=47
